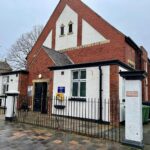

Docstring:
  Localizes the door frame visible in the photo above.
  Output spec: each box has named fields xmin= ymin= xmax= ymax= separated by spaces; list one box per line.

xmin=32 ymin=79 xmax=50 ymax=111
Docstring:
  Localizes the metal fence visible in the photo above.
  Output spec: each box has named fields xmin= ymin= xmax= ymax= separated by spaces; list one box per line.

xmin=0 ymin=107 xmax=6 ymax=115
xmin=16 ymin=97 xmax=124 ymax=142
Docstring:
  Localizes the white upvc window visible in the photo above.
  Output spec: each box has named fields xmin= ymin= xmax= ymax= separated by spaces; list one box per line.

xmin=2 ymin=76 xmax=9 ymax=94
xmin=71 ymin=70 xmax=86 ymax=98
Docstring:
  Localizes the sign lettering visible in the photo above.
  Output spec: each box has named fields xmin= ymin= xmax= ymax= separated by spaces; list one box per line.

xmin=126 ymin=91 xmax=138 ymax=97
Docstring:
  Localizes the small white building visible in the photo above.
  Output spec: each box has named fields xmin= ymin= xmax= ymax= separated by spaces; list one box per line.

xmin=0 ymin=71 xmax=28 ymax=108
xmin=49 ymin=60 xmax=131 ymax=123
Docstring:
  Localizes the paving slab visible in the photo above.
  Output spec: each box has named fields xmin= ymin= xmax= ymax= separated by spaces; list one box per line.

xmin=0 ymin=118 xmax=149 ymax=150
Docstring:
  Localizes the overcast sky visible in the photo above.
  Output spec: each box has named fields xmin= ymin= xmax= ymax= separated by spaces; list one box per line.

xmin=0 ymin=0 xmax=150 ymax=58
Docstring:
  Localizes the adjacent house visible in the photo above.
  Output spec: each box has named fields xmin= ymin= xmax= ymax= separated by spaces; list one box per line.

xmin=0 ymin=70 xmax=28 ymax=108
xmin=2 ymin=0 xmax=150 ymax=122
xmin=0 ymin=60 xmax=12 ymax=73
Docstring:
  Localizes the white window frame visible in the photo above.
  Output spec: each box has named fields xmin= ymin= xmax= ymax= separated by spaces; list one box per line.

xmin=2 ymin=76 xmax=9 ymax=94
xmin=71 ymin=70 xmax=86 ymax=98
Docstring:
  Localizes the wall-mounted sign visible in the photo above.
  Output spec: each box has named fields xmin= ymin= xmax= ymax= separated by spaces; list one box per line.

xmin=58 ymin=87 xmax=65 ymax=93
xmin=126 ymin=91 xmax=138 ymax=97
xmin=56 ymin=93 xmax=64 ymax=101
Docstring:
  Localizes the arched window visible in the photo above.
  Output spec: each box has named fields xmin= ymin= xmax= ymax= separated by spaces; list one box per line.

xmin=60 ymin=24 xmax=65 ymax=36
xmin=68 ymin=21 xmax=73 ymax=33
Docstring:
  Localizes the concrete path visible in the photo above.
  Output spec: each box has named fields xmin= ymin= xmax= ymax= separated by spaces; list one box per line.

xmin=0 ymin=119 xmax=149 ymax=150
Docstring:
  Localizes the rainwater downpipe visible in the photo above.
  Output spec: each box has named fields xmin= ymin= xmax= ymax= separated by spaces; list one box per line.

xmin=99 ymin=66 xmax=103 ymax=122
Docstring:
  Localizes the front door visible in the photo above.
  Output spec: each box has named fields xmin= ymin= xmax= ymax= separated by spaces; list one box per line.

xmin=33 ymin=82 xmax=48 ymax=113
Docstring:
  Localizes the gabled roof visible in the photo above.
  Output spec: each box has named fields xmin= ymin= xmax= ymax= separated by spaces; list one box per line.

xmin=27 ymin=0 xmax=125 ymax=59
xmin=27 ymin=0 xmax=146 ymax=63
xmin=43 ymin=46 xmax=73 ymax=66
xmin=0 ymin=61 xmax=12 ymax=73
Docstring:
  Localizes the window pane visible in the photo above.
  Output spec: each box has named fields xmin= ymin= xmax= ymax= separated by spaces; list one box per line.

xmin=69 ymin=24 xmax=73 ymax=33
xmin=7 ymin=76 xmax=9 ymax=82
xmin=80 ymin=82 xmax=86 ymax=97
xmin=80 ymin=70 xmax=86 ymax=79
xmin=61 ymin=26 xmax=64 ymax=35
xmin=3 ymin=85 xmax=6 ymax=94
xmin=73 ymin=71 xmax=78 ymax=79
xmin=7 ymin=85 xmax=9 ymax=91
xmin=72 ymin=82 xmax=78 ymax=96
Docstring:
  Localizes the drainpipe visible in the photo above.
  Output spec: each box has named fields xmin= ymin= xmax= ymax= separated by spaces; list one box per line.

xmin=99 ymin=66 xmax=103 ymax=122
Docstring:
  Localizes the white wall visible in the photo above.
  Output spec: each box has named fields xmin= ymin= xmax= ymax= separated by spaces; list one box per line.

xmin=52 ymin=66 xmax=110 ymax=121
xmin=125 ymin=80 xmax=143 ymax=142
xmin=0 ymin=76 xmax=3 ymax=95
xmin=53 ymin=67 xmax=100 ymax=98
xmin=8 ymin=74 xmax=19 ymax=91
xmin=119 ymin=67 xmax=128 ymax=122
xmin=101 ymin=66 xmax=110 ymax=122
xmin=0 ymin=76 xmax=3 ymax=107
xmin=82 ymin=19 xmax=107 ymax=45
xmin=0 ymin=74 xmax=19 ymax=107
xmin=55 ymin=5 xmax=78 ymax=50
xmin=53 ymin=67 xmax=99 ymax=120
xmin=43 ymin=30 xmax=52 ymax=49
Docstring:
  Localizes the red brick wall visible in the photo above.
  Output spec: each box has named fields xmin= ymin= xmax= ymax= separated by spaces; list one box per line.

xmin=140 ymin=47 xmax=148 ymax=101
xmin=25 ymin=0 xmax=149 ymax=107
xmin=27 ymin=48 xmax=54 ymax=95
xmin=27 ymin=0 xmax=66 ymax=64
xmin=124 ymin=44 xmax=136 ymax=67
xmin=65 ymin=43 xmax=124 ymax=64
xmin=110 ymin=65 xmax=120 ymax=125
xmin=18 ymin=73 xmax=28 ymax=109
xmin=135 ymin=51 xmax=142 ymax=70
xmin=27 ymin=0 xmax=138 ymax=69
xmin=27 ymin=0 xmax=127 ymax=65
xmin=18 ymin=73 xmax=28 ymax=96
xmin=148 ymin=63 xmax=150 ymax=101
xmin=27 ymin=48 xmax=54 ymax=111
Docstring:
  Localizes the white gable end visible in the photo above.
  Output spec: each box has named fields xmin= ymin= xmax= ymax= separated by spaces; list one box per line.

xmin=43 ymin=31 xmax=52 ymax=49
xmin=82 ymin=19 xmax=107 ymax=45
xmin=55 ymin=5 xmax=78 ymax=51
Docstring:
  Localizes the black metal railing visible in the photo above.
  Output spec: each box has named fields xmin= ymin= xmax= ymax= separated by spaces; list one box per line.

xmin=0 ymin=106 xmax=6 ymax=115
xmin=16 ymin=97 xmax=124 ymax=142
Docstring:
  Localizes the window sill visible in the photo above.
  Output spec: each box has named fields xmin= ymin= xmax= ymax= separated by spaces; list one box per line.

xmin=59 ymin=34 xmax=65 ymax=37
xmin=67 ymin=32 xmax=73 ymax=35
xmin=54 ymin=105 xmax=66 ymax=110
xmin=68 ymin=98 xmax=86 ymax=102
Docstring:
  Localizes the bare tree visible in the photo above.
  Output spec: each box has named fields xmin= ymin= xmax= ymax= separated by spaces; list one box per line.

xmin=7 ymin=25 xmax=43 ymax=70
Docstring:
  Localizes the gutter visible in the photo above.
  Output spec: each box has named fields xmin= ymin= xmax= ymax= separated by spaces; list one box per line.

xmin=125 ymin=36 xmax=142 ymax=54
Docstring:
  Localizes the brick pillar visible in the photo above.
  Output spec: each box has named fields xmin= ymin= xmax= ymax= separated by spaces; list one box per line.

xmin=110 ymin=65 xmax=120 ymax=125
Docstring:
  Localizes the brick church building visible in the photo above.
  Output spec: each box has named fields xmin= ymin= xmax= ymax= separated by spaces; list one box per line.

xmin=11 ymin=0 xmax=150 ymax=122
